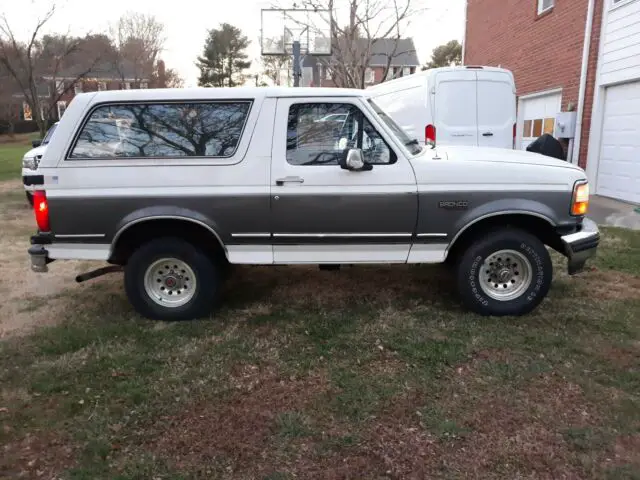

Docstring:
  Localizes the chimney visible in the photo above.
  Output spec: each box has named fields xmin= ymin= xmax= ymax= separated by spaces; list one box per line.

xmin=157 ymin=60 xmax=166 ymax=88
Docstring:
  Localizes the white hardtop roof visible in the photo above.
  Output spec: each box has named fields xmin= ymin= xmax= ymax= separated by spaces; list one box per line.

xmin=82 ymin=86 xmax=370 ymax=103
xmin=366 ymin=65 xmax=514 ymax=92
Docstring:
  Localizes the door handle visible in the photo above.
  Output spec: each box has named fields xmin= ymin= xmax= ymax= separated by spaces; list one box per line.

xmin=482 ymin=132 xmax=494 ymax=137
xmin=275 ymin=176 xmax=304 ymax=186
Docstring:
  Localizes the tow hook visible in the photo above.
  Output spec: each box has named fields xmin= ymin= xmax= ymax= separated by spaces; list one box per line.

xmin=76 ymin=266 xmax=124 ymax=283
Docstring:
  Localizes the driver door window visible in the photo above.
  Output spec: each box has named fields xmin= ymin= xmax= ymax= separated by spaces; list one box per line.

xmin=286 ymin=103 xmax=396 ymax=166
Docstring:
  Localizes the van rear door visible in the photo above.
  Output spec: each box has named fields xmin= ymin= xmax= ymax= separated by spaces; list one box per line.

xmin=433 ymin=70 xmax=478 ymax=146
xmin=476 ymin=70 xmax=516 ymax=149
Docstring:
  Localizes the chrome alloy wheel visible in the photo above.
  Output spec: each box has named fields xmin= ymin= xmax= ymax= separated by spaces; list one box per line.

xmin=144 ymin=258 xmax=196 ymax=308
xmin=478 ymin=249 xmax=533 ymax=301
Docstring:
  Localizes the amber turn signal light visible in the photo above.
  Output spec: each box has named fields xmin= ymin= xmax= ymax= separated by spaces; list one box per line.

xmin=571 ymin=182 xmax=589 ymax=216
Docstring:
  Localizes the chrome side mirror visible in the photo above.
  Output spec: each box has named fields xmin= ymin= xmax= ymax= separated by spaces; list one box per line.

xmin=346 ymin=148 xmax=364 ymax=170
xmin=341 ymin=148 xmax=372 ymax=172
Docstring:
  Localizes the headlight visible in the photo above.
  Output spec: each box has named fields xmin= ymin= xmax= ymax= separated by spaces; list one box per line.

xmin=571 ymin=181 xmax=590 ymax=216
xmin=22 ymin=156 xmax=40 ymax=171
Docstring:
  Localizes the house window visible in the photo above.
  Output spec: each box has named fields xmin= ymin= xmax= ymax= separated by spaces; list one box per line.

xmin=522 ymin=117 xmax=555 ymax=138
xmin=124 ymin=82 xmax=131 ymax=90
xmin=74 ymin=82 xmax=83 ymax=94
xmin=325 ymin=68 xmax=332 ymax=80
xmin=402 ymin=67 xmax=411 ymax=77
xmin=68 ymin=101 xmax=253 ymax=159
xmin=385 ymin=68 xmax=394 ymax=80
xmin=98 ymin=82 xmax=107 ymax=91
xmin=56 ymin=80 xmax=64 ymax=94
xmin=140 ymin=82 xmax=148 ymax=89
xmin=57 ymin=101 xmax=67 ymax=120
xmin=538 ymin=0 xmax=554 ymax=14
xmin=364 ymin=68 xmax=375 ymax=84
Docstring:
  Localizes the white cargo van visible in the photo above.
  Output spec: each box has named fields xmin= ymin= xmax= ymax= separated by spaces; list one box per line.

xmin=367 ymin=66 xmax=517 ymax=149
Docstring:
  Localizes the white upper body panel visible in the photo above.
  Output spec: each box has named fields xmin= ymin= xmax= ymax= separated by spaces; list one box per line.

xmin=37 ymin=85 xmax=585 ymax=194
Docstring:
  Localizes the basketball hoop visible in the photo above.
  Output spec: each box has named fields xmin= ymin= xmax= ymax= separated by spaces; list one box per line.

xmin=261 ymin=8 xmax=332 ymax=87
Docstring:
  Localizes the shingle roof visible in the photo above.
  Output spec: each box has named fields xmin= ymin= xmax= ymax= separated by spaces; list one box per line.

xmin=46 ymin=59 xmax=150 ymax=81
xmin=367 ymin=38 xmax=419 ymax=67
xmin=304 ymin=38 xmax=419 ymax=68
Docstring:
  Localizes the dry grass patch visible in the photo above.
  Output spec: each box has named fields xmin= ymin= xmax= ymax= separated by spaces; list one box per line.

xmin=150 ymin=369 xmax=331 ymax=476
xmin=613 ymin=435 xmax=640 ymax=467
xmin=0 ymin=430 xmax=76 ymax=479
xmin=419 ymin=374 xmax=602 ymax=478
xmin=576 ymin=269 xmax=640 ymax=301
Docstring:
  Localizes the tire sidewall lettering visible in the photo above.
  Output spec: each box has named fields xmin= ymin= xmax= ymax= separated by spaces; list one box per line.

xmin=469 ymin=255 xmax=489 ymax=306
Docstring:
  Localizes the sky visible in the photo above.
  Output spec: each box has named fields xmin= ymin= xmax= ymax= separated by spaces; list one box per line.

xmin=0 ymin=0 xmax=465 ymax=87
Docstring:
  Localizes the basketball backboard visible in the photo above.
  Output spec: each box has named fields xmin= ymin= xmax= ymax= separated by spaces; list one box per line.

xmin=261 ymin=9 xmax=332 ymax=56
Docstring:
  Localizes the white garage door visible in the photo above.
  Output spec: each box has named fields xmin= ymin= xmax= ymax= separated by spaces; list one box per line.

xmin=597 ymin=82 xmax=640 ymax=204
xmin=518 ymin=92 xmax=562 ymax=150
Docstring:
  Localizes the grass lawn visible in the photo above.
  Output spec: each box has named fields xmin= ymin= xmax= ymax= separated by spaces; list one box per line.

xmin=0 ymin=183 xmax=638 ymax=479
xmin=0 ymin=134 xmax=35 ymax=182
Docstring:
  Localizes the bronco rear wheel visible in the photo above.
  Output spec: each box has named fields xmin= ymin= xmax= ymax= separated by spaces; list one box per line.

xmin=456 ymin=228 xmax=552 ymax=316
xmin=124 ymin=237 xmax=221 ymax=321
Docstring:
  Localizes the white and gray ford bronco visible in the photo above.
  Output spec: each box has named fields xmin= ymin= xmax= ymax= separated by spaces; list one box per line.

xmin=28 ymin=87 xmax=599 ymax=320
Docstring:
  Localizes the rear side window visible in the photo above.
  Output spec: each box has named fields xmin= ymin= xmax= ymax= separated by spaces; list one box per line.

xmin=68 ymin=101 xmax=252 ymax=159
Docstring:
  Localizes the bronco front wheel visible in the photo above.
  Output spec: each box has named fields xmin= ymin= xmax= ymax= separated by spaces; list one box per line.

xmin=456 ymin=228 xmax=553 ymax=316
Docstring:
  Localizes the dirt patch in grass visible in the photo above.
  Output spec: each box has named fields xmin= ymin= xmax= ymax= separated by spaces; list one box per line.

xmin=598 ymin=344 xmax=640 ymax=369
xmin=0 ymin=180 xmax=23 ymax=194
xmin=422 ymin=374 xmax=601 ymax=478
xmin=0 ymin=183 xmax=110 ymax=338
xmin=0 ymin=187 xmax=111 ymax=338
xmin=150 ymin=368 xmax=331 ymax=475
xmin=578 ymin=269 xmax=640 ymax=301
xmin=614 ymin=435 xmax=640 ymax=467
xmin=0 ymin=431 xmax=76 ymax=479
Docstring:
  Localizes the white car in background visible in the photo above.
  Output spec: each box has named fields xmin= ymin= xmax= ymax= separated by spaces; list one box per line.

xmin=22 ymin=122 xmax=58 ymax=205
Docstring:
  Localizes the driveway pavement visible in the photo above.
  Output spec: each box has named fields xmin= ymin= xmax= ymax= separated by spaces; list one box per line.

xmin=588 ymin=195 xmax=640 ymax=230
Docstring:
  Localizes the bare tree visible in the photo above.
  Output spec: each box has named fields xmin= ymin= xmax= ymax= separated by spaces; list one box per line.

xmin=110 ymin=12 xmax=166 ymax=84
xmin=0 ymin=5 xmax=56 ymax=136
xmin=163 ymin=68 xmax=185 ymax=88
xmin=0 ymin=4 xmax=106 ymax=136
xmin=0 ymin=67 xmax=18 ymax=136
xmin=297 ymin=0 xmax=420 ymax=89
xmin=261 ymin=54 xmax=291 ymax=86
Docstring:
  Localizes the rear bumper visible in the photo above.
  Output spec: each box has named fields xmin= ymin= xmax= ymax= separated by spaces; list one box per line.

xmin=561 ymin=218 xmax=600 ymax=275
xmin=23 ymin=173 xmax=43 ymax=192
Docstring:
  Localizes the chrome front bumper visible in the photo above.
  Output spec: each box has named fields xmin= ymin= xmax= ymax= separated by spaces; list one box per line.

xmin=561 ymin=218 xmax=600 ymax=275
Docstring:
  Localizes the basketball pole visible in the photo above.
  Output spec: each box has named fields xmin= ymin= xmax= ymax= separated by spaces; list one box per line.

xmin=292 ymin=40 xmax=301 ymax=87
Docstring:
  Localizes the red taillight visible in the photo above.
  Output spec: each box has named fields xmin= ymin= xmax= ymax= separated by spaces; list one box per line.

xmin=33 ymin=191 xmax=50 ymax=232
xmin=425 ymin=124 xmax=436 ymax=146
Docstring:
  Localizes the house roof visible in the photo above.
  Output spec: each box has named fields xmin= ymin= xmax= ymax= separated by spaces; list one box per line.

xmin=368 ymin=38 xmax=420 ymax=67
xmin=303 ymin=38 xmax=420 ymax=68
xmin=43 ymin=59 xmax=150 ymax=82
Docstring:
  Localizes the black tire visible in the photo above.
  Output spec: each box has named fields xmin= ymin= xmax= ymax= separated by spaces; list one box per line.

xmin=124 ymin=237 xmax=221 ymax=321
xmin=26 ymin=191 xmax=34 ymax=206
xmin=456 ymin=228 xmax=552 ymax=316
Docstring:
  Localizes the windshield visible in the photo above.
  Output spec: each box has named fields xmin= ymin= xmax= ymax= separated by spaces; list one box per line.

xmin=42 ymin=123 xmax=58 ymax=145
xmin=368 ymin=99 xmax=422 ymax=155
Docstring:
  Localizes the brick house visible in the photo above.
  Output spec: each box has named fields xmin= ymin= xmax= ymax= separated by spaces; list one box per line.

xmin=301 ymin=38 xmax=420 ymax=88
xmin=44 ymin=60 xmax=152 ymax=121
xmin=464 ymin=0 xmax=640 ymax=204
xmin=4 ymin=59 xmax=157 ymax=125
